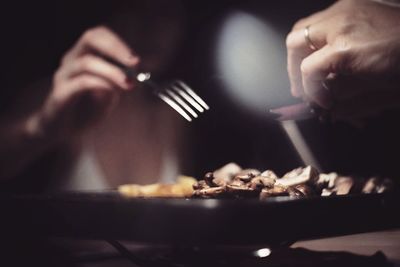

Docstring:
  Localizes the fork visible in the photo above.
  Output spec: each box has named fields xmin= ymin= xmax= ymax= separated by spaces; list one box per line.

xmin=101 ymin=54 xmax=210 ymax=121
xmin=132 ymin=71 xmax=210 ymax=122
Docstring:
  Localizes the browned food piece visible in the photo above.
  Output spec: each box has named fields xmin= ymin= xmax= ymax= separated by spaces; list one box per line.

xmin=204 ymin=172 xmax=215 ymax=187
xmin=259 ymin=185 xmax=289 ymax=199
xmin=248 ymin=176 xmax=276 ymax=190
xmin=362 ymin=177 xmax=380 ymax=194
xmin=119 ymin=176 xmax=196 ymax=198
xmin=321 ymin=188 xmax=336 ymax=196
xmin=316 ymin=172 xmax=338 ymax=193
xmin=213 ymin=162 xmax=242 ymax=181
xmin=226 ymin=184 xmax=259 ymax=198
xmin=362 ymin=177 xmax=394 ymax=194
xmin=234 ymin=169 xmax=260 ymax=183
xmin=333 ymin=176 xmax=354 ymax=195
xmin=213 ymin=177 xmax=229 ymax=187
xmin=203 ymin=172 xmax=230 ymax=187
xmin=260 ymin=170 xmax=278 ymax=180
xmin=192 ymin=162 xmax=395 ymax=199
xmin=234 ymin=173 xmax=255 ymax=183
xmin=293 ymin=184 xmax=316 ymax=196
xmin=193 ymin=180 xmax=209 ymax=190
xmin=236 ymin=168 xmax=261 ymax=177
xmin=276 ymin=166 xmax=319 ymax=187
xmin=193 ymin=186 xmax=227 ymax=198
xmin=230 ymin=179 xmax=245 ymax=187
xmin=377 ymin=178 xmax=394 ymax=193
xmin=287 ymin=187 xmax=304 ymax=197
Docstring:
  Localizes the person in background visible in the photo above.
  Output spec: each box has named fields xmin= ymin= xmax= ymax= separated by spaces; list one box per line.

xmin=0 ymin=1 xmax=186 ymax=191
xmin=285 ymin=0 xmax=400 ymax=124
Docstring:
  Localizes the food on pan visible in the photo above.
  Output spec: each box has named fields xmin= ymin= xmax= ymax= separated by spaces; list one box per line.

xmin=192 ymin=163 xmax=394 ymax=199
xmin=118 ymin=176 xmax=196 ymax=197
xmin=118 ymin=163 xmax=394 ymax=199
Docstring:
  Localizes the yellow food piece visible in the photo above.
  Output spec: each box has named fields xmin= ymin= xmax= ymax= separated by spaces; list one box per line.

xmin=118 ymin=175 xmax=197 ymax=198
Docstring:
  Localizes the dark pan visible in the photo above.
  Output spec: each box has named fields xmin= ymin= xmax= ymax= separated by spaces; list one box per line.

xmin=0 ymin=192 xmax=399 ymax=246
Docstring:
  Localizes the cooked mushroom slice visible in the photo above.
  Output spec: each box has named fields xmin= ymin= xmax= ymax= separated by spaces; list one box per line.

xmin=259 ymin=185 xmax=289 ymax=200
xmin=249 ymin=176 xmax=276 ymax=190
xmin=276 ymin=166 xmax=319 ymax=187
xmin=213 ymin=177 xmax=230 ymax=187
xmin=317 ymin=172 xmax=338 ymax=191
xmin=377 ymin=178 xmax=394 ymax=193
xmin=287 ymin=187 xmax=304 ymax=197
xmin=333 ymin=176 xmax=354 ymax=195
xmin=204 ymin=172 xmax=216 ymax=187
xmin=192 ymin=180 xmax=209 ymax=190
xmin=204 ymin=171 xmax=232 ymax=187
xmin=234 ymin=173 xmax=254 ymax=183
xmin=230 ymin=179 xmax=245 ymax=187
xmin=294 ymin=184 xmax=315 ymax=196
xmin=213 ymin=162 xmax=242 ymax=182
xmin=321 ymin=188 xmax=335 ymax=196
xmin=234 ymin=170 xmax=260 ymax=183
xmin=193 ymin=186 xmax=227 ymax=198
xmin=260 ymin=170 xmax=278 ymax=180
xmin=234 ymin=169 xmax=261 ymax=181
xmin=362 ymin=177 xmax=380 ymax=194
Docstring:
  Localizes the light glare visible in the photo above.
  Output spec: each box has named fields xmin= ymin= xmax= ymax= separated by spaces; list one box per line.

xmin=215 ymin=11 xmax=291 ymax=115
xmin=254 ymin=248 xmax=271 ymax=258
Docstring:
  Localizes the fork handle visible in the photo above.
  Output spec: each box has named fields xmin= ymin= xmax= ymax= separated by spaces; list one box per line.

xmin=92 ymin=51 xmax=140 ymax=80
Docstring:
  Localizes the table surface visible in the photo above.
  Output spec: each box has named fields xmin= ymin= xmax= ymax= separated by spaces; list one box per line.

xmin=293 ymin=230 xmax=400 ymax=266
xmin=52 ymin=229 xmax=399 ymax=267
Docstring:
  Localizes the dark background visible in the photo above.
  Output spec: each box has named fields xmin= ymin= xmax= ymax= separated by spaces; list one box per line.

xmin=1 ymin=0 xmax=399 ymax=186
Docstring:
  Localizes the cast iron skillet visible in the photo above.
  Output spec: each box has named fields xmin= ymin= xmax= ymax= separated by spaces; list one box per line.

xmin=0 ymin=192 xmax=399 ymax=246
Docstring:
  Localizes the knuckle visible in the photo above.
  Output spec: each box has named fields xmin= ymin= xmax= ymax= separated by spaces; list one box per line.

xmin=81 ymin=26 xmax=105 ymax=42
xmin=81 ymin=29 xmax=94 ymax=42
xmin=285 ymin=32 xmax=298 ymax=50
xmin=337 ymin=14 xmax=356 ymax=36
xmin=77 ymin=77 xmax=95 ymax=88
xmin=78 ymin=55 xmax=94 ymax=70
xmin=331 ymin=43 xmax=353 ymax=73
xmin=285 ymin=33 xmax=293 ymax=48
xmin=300 ymin=59 xmax=312 ymax=78
xmin=93 ymin=25 xmax=109 ymax=33
xmin=81 ymin=25 xmax=110 ymax=42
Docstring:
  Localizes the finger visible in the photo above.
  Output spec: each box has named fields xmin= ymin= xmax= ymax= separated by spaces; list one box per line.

xmin=300 ymin=44 xmax=348 ymax=109
xmin=63 ymin=54 xmax=134 ymax=90
xmin=286 ymin=25 xmax=327 ymax=97
xmin=286 ymin=30 xmax=314 ymax=97
xmin=61 ymin=74 xmax=116 ymax=100
xmin=65 ymin=26 xmax=139 ymax=67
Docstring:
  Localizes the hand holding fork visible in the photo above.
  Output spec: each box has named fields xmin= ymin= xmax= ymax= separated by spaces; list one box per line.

xmin=36 ymin=26 xmax=209 ymax=143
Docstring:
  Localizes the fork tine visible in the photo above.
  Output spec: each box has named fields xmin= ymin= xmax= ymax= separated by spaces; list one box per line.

xmin=175 ymin=80 xmax=210 ymax=110
xmin=172 ymin=85 xmax=205 ymax=113
xmin=165 ymin=88 xmax=198 ymax=118
xmin=157 ymin=92 xmax=192 ymax=122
